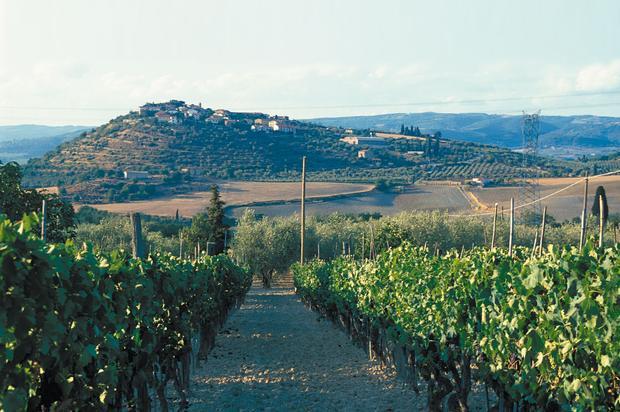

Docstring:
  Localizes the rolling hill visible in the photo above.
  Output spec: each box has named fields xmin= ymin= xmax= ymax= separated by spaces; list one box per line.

xmin=309 ymin=112 xmax=620 ymax=154
xmin=23 ymin=101 xmax=589 ymax=203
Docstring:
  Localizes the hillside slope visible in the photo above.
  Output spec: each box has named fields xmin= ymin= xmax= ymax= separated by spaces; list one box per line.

xmin=24 ymin=101 xmax=581 ymax=203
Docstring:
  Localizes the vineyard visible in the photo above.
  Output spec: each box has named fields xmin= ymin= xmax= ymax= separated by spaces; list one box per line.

xmin=293 ymin=243 xmax=619 ymax=410
xmin=0 ymin=214 xmax=251 ymax=411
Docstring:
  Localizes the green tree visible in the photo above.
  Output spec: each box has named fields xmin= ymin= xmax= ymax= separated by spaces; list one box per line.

xmin=0 ymin=162 xmax=75 ymax=242
xmin=206 ymin=184 xmax=227 ymax=253
xmin=591 ymin=185 xmax=609 ymax=227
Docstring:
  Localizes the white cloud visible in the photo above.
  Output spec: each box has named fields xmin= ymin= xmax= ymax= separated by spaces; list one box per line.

xmin=575 ymin=59 xmax=620 ymax=92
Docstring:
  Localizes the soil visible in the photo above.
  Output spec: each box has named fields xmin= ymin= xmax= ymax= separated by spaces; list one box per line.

xmin=171 ymin=276 xmax=491 ymax=411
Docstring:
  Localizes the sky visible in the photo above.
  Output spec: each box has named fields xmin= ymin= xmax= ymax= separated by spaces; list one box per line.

xmin=1 ymin=0 xmax=619 ymax=125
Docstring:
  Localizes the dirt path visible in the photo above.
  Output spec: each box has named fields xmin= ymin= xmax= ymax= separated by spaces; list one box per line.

xmin=180 ymin=276 xmax=421 ymax=411
xmin=181 ymin=277 xmax=489 ymax=411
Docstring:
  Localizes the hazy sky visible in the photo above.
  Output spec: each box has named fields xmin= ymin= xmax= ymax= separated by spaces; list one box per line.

xmin=1 ymin=0 xmax=619 ymax=125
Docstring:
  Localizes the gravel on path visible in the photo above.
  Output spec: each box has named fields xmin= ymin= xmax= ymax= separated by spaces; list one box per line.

xmin=182 ymin=277 xmax=491 ymax=411
xmin=183 ymin=276 xmax=425 ymax=412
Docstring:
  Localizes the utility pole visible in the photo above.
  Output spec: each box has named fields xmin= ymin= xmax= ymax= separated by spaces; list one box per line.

xmin=579 ymin=172 xmax=589 ymax=251
xmin=508 ymin=198 xmax=514 ymax=257
xmin=599 ymin=194 xmax=605 ymax=248
xmin=300 ymin=156 xmax=307 ymax=265
xmin=41 ymin=199 xmax=47 ymax=242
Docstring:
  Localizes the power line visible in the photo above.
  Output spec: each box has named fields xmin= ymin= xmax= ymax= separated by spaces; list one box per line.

xmin=447 ymin=169 xmax=620 ymax=218
xmin=0 ymin=90 xmax=619 ymax=113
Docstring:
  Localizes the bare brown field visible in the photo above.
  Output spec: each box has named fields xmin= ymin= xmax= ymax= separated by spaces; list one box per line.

xmin=86 ymin=181 xmax=374 ymax=218
xmin=469 ymin=175 xmax=620 ymax=221
xmin=231 ymin=184 xmax=473 ymax=218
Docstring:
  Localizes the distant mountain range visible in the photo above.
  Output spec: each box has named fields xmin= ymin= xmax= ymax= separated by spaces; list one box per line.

xmin=309 ymin=112 xmax=620 ymax=156
xmin=0 ymin=125 xmax=91 ymax=163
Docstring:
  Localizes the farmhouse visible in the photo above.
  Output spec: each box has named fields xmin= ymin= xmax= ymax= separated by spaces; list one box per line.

xmin=123 ymin=170 xmax=150 ymax=180
xmin=340 ymin=136 xmax=388 ymax=148
xmin=357 ymin=149 xmax=376 ymax=159
xmin=269 ymin=120 xmax=296 ymax=132
xmin=471 ymin=177 xmax=492 ymax=187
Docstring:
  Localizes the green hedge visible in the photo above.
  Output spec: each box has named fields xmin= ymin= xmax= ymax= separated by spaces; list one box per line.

xmin=0 ymin=214 xmax=251 ymax=411
xmin=293 ymin=243 xmax=619 ymax=410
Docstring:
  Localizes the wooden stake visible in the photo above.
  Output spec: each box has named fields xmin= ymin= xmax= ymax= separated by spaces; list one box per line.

xmin=579 ymin=172 xmax=589 ymax=251
xmin=130 ymin=212 xmax=144 ymax=258
xmin=179 ymin=231 xmax=183 ymax=258
xmin=361 ymin=233 xmax=365 ymax=260
xmin=491 ymin=203 xmax=498 ymax=249
xmin=614 ymin=223 xmax=618 ymax=245
xmin=531 ymin=230 xmax=538 ymax=258
xmin=224 ymin=230 xmax=228 ymax=249
xmin=41 ymin=199 xmax=47 ymax=242
xmin=300 ymin=156 xmax=306 ymax=265
xmin=539 ymin=206 xmax=547 ymax=257
xmin=317 ymin=241 xmax=320 ymax=260
xmin=369 ymin=223 xmax=376 ymax=260
xmin=508 ymin=198 xmax=514 ymax=257
xmin=599 ymin=194 xmax=604 ymax=248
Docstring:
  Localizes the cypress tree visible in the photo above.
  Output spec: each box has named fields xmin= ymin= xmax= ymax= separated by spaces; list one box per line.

xmin=207 ymin=184 xmax=227 ymax=253
xmin=591 ymin=185 xmax=609 ymax=227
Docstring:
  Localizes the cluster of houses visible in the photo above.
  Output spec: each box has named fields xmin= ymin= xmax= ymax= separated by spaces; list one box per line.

xmin=139 ymin=100 xmax=205 ymax=124
xmin=138 ymin=101 xmax=300 ymax=133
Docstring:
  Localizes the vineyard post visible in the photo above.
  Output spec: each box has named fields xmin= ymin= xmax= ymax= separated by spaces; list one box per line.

xmin=614 ymin=223 xmax=618 ymax=244
xmin=539 ymin=205 xmax=547 ymax=256
xmin=531 ymin=230 xmax=538 ymax=258
xmin=300 ymin=156 xmax=306 ymax=265
xmin=197 ymin=241 xmax=201 ymax=256
xmin=40 ymin=199 xmax=47 ymax=242
xmin=501 ymin=205 xmax=504 ymax=221
xmin=179 ymin=231 xmax=183 ymax=259
xmin=317 ymin=241 xmax=320 ymax=259
xmin=130 ymin=212 xmax=144 ymax=258
xmin=224 ymin=229 xmax=228 ymax=249
xmin=508 ymin=197 xmax=514 ymax=257
xmin=579 ymin=172 xmax=589 ymax=251
xmin=361 ymin=232 xmax=365 ymax=260
xmin=490 ymin=202 xmax=498 ymax=249
xmin=369 ymin=223 xmax=376 ymax=260
xmin=599 ymin=194 xmax=604 ymax=248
